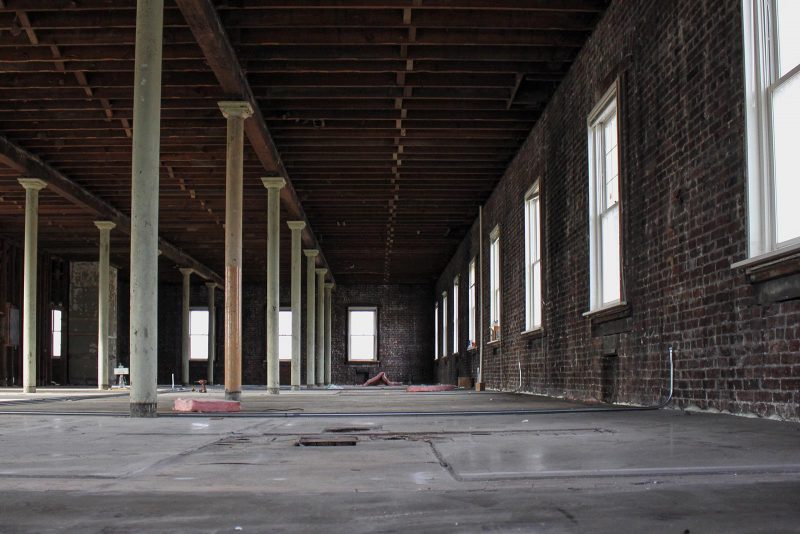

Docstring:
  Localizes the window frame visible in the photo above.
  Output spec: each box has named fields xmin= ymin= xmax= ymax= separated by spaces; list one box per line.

xmin=452 ymin=276 xmax=460 ymax=354
xmin=489 ymin=225 xmax=501 ymax=342
xmin=742 ymin=0 xmax=800 ymax=258
xmin=347 ymin=306 xmax=378 ymax=362
xmin=189 ymin=308 xmax=210 ymax=361
xmin=51 ymin=308 xmax=63 ymax=358
xmin=434 ymin=302 xmax=439 ymax=360
xmin=524 ymin=182 xmax=543 ymax=331
xmin=468 ymin=258 xmax=477 ymax=350
xmin=441 ymin=291 xmax=448 ymax=356
xmin=278 ymin=307 xmax=292 ymax=362
xmin=587 ymin=80 xmax=624 ymax=312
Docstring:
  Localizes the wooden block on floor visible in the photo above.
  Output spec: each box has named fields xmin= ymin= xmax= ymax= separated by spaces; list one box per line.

xmin=173 ymin=398 xmax=241 ymax=413
xmin=474 ymin=382 xmax=486 ymax=392
xmin=458 ymin=377 xmax=473 ymax=388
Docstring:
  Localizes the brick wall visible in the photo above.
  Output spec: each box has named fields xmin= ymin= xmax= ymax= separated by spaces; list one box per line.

xmin=331 ymin=284 xmax=434 ymax=385
xmin=435 ymin=0 xmax=799 ymax=420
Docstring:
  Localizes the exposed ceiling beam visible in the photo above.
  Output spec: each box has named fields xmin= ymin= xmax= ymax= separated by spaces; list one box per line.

xmin=175 ymin=0 xmax=335 ymax=284
xmin=0 ymin=134 xmax=223 ymax=285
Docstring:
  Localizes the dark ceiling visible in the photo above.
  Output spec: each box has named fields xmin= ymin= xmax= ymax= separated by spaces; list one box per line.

xmin=0 ymin=0 xmax=608 ymax=285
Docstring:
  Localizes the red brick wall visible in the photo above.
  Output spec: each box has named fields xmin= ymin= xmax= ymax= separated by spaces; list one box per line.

xmin=435 ymin=0 xmax=800 ymax=420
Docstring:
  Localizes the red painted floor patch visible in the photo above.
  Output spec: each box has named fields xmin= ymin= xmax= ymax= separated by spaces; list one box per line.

xmin=173 ymin=398 xmax=241 ymax=413
xmin=406 ymin=385 xmax=456 ymax=392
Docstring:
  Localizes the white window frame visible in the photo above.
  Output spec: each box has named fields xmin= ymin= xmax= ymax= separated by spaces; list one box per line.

xmin=441 ymin=291 xmax=448 ymax=356
xmin=189 ymin=308 xmax=210 ymax=360
xmin=452 ymin=276 xmax=459 ymax=354
xmin=587 ymin=81 xmax=623 ymax=311
xmin=278 ymin=308 xmax=292 ymax=362
xmin=742 ymin=0 xmax=800 ymax=257
xmin=348 ymin=306 xmax=378 ymax=362
xmin=434 ymin=302 xmax=439 ymax=360
xmin=489 ymin=226 xmax=501 ymax=341
xmin=524 ymin=182 xmax=542 ymax=331
xmin=51 ymin=309 xmax=62 ymax=358
xmin=468 ymin=258 xmax=476 ymax=349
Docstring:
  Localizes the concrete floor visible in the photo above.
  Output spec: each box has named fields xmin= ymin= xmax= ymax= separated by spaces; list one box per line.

xmin=0 ymin=389 xmax=798 ymax=533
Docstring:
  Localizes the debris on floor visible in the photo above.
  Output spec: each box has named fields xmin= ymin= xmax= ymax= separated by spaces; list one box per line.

xmin=363 ymin=372 xmax=402 ymax=386
xmin=173 ymin=398 xmax=241 ymax=413
xmin=406 ymin=385 xmax=456 ymax=393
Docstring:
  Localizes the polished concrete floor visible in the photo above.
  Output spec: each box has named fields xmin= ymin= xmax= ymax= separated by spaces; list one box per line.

xmin=0 ymin=388 xmax=798 ymax=533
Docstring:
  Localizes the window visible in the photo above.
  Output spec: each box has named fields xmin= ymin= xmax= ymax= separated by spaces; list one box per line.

xmin=441 ymin=291 xmax=448 ymax=356
xmin=452 ymin=277 xmax=459 ymax=354
xmin=489 ymin=226 xmax=501 ymax=341
xmin=348 ymin=307 xmax=377 ymax=361
xmin=588 ymin=82 xmax=622 ymax=310
xmin=51 ymin=309 xmax=62 ymax=358
xmin=524 ymin=183 xmax=542 ymax=330
xmin=434 ymin=303 xmax=439 ymax=360
xmin=468 ymin=258 xmax=476 ymax=349
xmin=743 ymin=0 xmax=800 ymax=255
xmin=279 ymin=309 xmax=292 ymax=362
xmin=189 ymin=309 xmax=209 ymax=360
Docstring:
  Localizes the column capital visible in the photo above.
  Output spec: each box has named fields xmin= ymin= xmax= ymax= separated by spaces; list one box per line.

xmin=287 ymin=220 xmax=306 ymax=231
xmin=205 ymin=281 xmax=218 ymax=290
xmin=261 ymin=176 xmax=286 ymax=190
xmin=218 ymin=101 xmax=253 ymax=119
xmin=304 ymin=249 xmax=319 ymax=258
xmin=315 ymin=268 xmax=328 ymax=276
xmin=179 ymin=267 xmax=194 ymax=277
xmin=324 ymin=282 xmax=334 ymax=290
xmin=94 ymin=220 xmax=116 ymax=231
xmin=18 ymin=178 xmax=47 ymax=191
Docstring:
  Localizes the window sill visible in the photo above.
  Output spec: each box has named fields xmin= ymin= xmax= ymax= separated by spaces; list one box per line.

xmin=520 ymin=327 xmax=544 ymax=339
xmin=731 ymin=244 xmax=800 ymax=283
xmin=486 ymin=339 xmax=501 ymax=346
xmin=583 ymin=301 xmax=630 ymax=323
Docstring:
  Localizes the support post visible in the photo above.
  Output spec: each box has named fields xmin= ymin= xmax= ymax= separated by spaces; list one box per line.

xmin=206 ymin=282 xmax=217 ymax=385
xmin=304 ymin=249 xmax=319 ymax=387
xmin=324 ymin=282 xmax=333 ymax=385
xmin=94 ymin=221 xmax=116 ymax=390
xmin=18 ymin=178 xmax=47 ymax=394
xmin=179 ymin=268 xmax=193 ymax=386
xmin=129 ymin=0 xmax=164 ymax=417
xmin=315 ymin=268 xmax=327 ymax=387
xmin=262 ymin=177 xmax=286 ymax=394
xmin=218 ymin=100 xmax=253 ymax=401
xmin=287 ymin=221 xmax=306 ymax=391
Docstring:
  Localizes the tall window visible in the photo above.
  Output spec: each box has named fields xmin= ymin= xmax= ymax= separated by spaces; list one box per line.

xmin=348 ymin=307 xmax=377 ymax=361
xmin=190 ymin=309 xmax=209 ymax=360
xmin=743 ymin=0 xmax=800 ymax=255
xmin=278 ymin=309 xmax=292 ymax=361
xmin=468 ymin=258 xmax=476 ymax=349
xmin=441 ymin=291 xmax=448 ymax=356
xmin=524 ymin=183 xmax=542 ymax=330
xmin=452 ymin=277 xmax=459 ymax=354
xmin=434 ymin=302 xmax=439 ymax=360
xmin=588 ymin=82 xmax=622 ymax=310
xmin=489 ymin=226 xmax=501 ymax=341
xmin=51 ymin=309 xmax=62 ymax=358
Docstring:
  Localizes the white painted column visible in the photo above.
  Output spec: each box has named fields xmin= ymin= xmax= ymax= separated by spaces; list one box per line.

xmin=287 ymin=221 xmax=306 ymax=390
xmin=179 ymin=268 xmax=193 ymax=386
xmin=262 ymin=177 xmax=286 ymax=394
xmin=94 ymin=221 xmax=116 ymax=390
xmin=129 ymin=0 xmax=163 ymax=417
xmin=304 ymin=249 xmax=319 ymax=387
xmin=315 ymin=268 xmax=327 ymax=386
xmin=206 ymin=282 xmax=217 ymax=385
xmin=18 ymin=178 xmax=47 ymax=394
xmin=218 ymin=101 xmax=253 ymax=402
xmin=324 ymin=282 xmax=333 ymax=385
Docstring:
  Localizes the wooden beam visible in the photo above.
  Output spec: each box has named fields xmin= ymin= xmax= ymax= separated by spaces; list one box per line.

xmin=175 ymin=0 xmax=334 ymax=282
xmin=0 ymin=135 xmax=223 ymax=285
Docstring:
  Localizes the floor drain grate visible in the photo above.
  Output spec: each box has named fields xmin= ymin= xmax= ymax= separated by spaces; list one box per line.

xmin=324 ymin=426 xmax=379 ymax=433
xmin=297 ymin=436 xmax=358 ymax=447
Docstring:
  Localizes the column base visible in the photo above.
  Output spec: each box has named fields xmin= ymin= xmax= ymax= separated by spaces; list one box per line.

xmin=306 ymin=384 xmax=315 ymax=389
xmin=130 ymin=402 xmax=158 ymax=417
xmin=267 ymin=387 xmax=280 ymax=395
xmin=291 ymin=385 xmax=300 ymax=391
xmin=23 ymin=386 xmax=36 ymax=394
xmin=225 ymin=390 xmax=241 ymax=401
xmin=99 ymin=385 xmax=110 ymax=391
xmin=316 ymin=382 xmax=324 ymax=387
